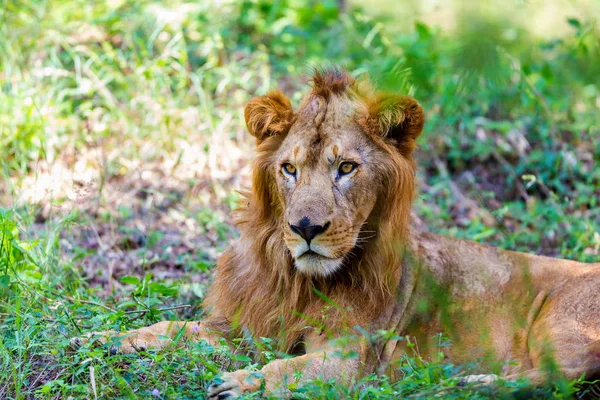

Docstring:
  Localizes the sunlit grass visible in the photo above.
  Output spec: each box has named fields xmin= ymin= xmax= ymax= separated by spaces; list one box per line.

xmin=0 ymin=0 xmax=599 ymax=398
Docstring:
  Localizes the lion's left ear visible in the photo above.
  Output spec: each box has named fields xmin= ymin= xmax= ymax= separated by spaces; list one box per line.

xmin=361 ymin=94 xmax=425 ymax=157
xmin=244 ymin=90 xmax=294 ymax=143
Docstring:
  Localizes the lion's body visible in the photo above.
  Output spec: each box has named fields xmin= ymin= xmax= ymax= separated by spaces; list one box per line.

xmin=205 ymin=226 xmax=600 ymax=385
xmin=397 ymin=232 xmax=600 ymax=379
xmin=75 ymin=68 xmax=600 ymax=397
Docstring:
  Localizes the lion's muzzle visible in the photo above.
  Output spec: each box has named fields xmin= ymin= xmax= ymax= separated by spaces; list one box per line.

xmin=289 ymin=218 xmax=331 ymax=245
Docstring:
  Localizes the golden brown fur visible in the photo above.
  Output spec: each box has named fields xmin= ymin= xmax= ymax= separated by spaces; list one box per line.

xmin=74 ymin=68 xmax=600 ymax=399
xmin=204 ymin=68 xmax=423 ymax=350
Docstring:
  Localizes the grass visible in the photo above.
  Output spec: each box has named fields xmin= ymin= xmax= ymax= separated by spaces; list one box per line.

xmin=1 ymin=0 xmax=599 ymax=398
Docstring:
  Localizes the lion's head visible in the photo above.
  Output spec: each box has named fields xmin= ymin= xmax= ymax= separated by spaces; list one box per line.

xmin=205 ymin=68 xmax=425 ymax=344
xmin=243 ymin=68 xmax=424 ymax=277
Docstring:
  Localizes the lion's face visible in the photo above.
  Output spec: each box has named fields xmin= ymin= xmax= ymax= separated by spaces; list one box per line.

xmin=244 ymin=69 xmax=424 ymax=277
xmin=273 ymin=98 xmax=382 ymax=276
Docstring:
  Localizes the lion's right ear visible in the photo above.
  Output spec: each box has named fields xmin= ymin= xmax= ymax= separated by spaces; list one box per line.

xmin=244 ymin=90 xmax=294 ymax=142
xmin=359 ymin=93 xmax=425 ymax=157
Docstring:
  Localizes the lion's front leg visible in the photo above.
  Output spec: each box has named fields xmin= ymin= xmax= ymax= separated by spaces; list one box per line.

xmin=207 ymin=336 xmax=363 ymax=398
xmin=71 ymin=320 xmax=220 ymax=354
xmin=206 ymin=369 xmax=261 ymax=399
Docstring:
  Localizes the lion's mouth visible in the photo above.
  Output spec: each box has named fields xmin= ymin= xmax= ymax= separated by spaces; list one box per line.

xmin=298 ymin=249 xmax=336 ymax=260
xmin=293 ymin=248 xmax=344 ymax=277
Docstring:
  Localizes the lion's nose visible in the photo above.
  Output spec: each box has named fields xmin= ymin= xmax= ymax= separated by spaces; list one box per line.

xmin=289 ymin=219 xmax=330 ymax=245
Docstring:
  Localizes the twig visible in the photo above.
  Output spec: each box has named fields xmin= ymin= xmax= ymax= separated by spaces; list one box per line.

xmin=90 ymin=365 xmax=98 ymax=400
xmin=521 ymin=74 xmax=557 ymax=139
xmin=82 ymin=65 xmax=128 ymax=114
xmin=502 ymin=49 xmax=557 ymax=140
xmin=407 ymin=381 xmax=488 ymax=399
xmin=124 ymin=304 xmax=191 ymax=315
xmin=16 ymin=280 xmax=57 ymax=304
xmin=126 ymin=304 xmax=191 ymax=323
xmin=433 ymin=157 xmax=496 ymax=226
xmin=63 ymin=292 xmax=189 ymax=317
xmin=62 ymin=295 xmax=117 ymax=313
xmin=490 ymin=150 xmax=530 ymax=201
xmin=15 ymin=280 xmax=118 ymax=314
xmin=64 ymin=308 xmax=83 ymax=334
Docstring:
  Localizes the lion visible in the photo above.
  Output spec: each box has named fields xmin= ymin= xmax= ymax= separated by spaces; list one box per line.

xmin=73 ymin=68 xmax=600 ymax=398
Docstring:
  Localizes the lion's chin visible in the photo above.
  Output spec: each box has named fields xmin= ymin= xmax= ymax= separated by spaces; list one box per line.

xmin=293 ymin=253 xmax=343 ymax=277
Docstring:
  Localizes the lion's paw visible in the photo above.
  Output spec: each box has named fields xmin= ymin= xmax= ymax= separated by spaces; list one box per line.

xmin=206 ymin=370 xmax=262 ymax=399
xmin=70 ymin=331 xmax=119 ymax=354
xmin=458 ymin=374 xmax=499 ymax=386
xmin=70 ymin=330 xmax=159 ymax=355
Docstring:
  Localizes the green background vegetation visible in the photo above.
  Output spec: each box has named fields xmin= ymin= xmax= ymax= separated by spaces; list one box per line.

xmin=1 ymin=0 xmax=599 ymax=398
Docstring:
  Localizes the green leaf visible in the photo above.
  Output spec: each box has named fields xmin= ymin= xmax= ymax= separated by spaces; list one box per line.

xmin=0 ymin=274 xmax=10 ymax=296
xmin=17 ymin=239 xmax=39 ymax=251
xmin=567 ymin=18 xmax=581 ymax=29
xmin=232 ymin=354 xmax=252 ymax=363
xmin=120 ymin=276 xmax=140 ymax=285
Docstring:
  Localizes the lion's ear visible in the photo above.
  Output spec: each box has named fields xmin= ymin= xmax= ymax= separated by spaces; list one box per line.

xmin=367 ymin=94 xmax=425 ymax=157
xmin=244 ymin=90 xmax=294 ymax=142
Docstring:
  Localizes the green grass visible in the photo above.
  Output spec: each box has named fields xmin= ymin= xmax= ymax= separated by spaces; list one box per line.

xmin=1 ymin=0 xmax=599 ymax=398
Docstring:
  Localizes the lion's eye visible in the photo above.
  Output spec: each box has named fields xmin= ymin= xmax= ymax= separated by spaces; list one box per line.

xmin=338 ymin=162 xmax=357 ymax=176
xmin=282 ymin=163 xmax=296 ymax=176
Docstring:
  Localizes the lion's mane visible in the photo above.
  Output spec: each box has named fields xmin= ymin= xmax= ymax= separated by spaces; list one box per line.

xmin=203 ymin=69 xmax=421 ymax=351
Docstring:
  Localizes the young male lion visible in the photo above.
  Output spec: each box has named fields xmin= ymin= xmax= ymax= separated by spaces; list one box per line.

xmin=74 ymin=68 xmax=600 ymax=398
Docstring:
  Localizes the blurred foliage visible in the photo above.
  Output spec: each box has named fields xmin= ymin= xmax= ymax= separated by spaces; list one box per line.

xmin=0 ymin=0 xmax=599 ymax=398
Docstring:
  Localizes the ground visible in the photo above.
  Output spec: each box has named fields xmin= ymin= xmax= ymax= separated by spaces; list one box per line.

xmin=1 ymin=1 xmax=599 ymax=398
